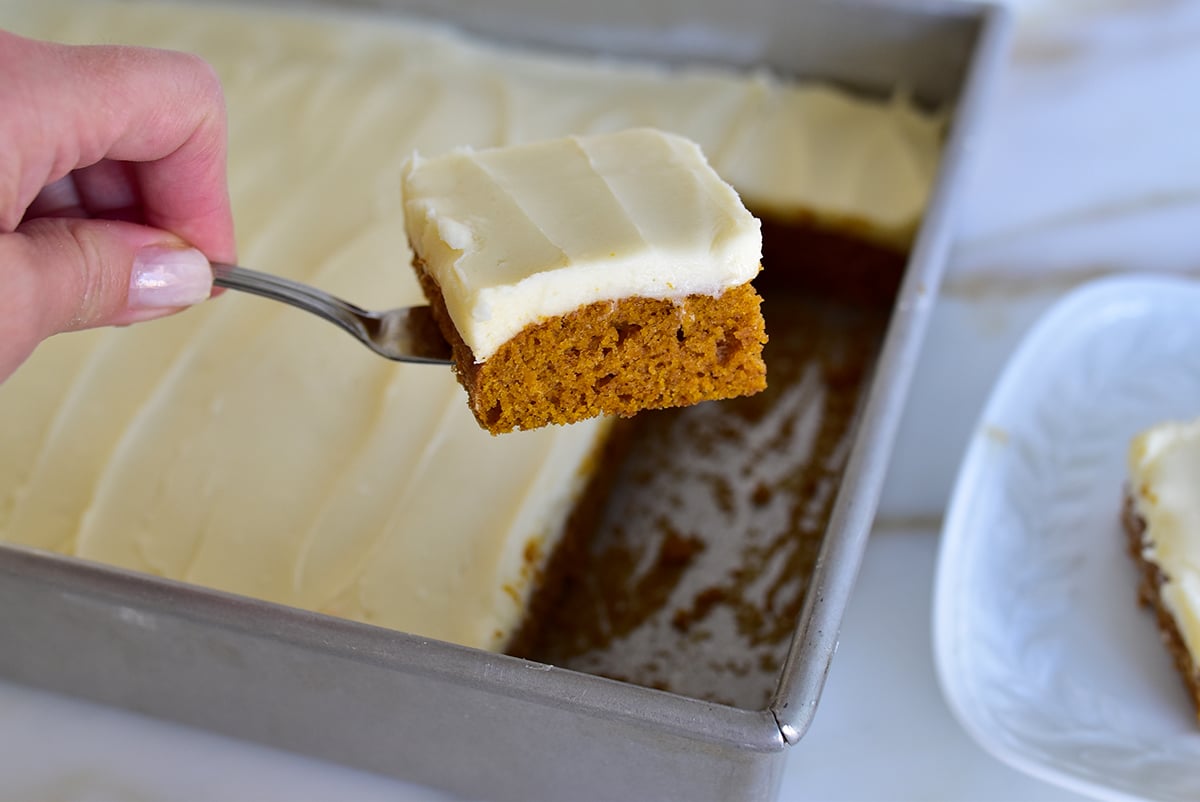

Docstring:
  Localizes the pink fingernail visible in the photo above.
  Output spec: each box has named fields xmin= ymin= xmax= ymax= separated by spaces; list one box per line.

xmin=129 ymin=246 xmax=213 ymax=309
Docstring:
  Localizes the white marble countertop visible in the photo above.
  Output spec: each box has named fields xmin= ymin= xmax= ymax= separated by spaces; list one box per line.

xmin=3 ymin=1 xmax=1198 ymax=799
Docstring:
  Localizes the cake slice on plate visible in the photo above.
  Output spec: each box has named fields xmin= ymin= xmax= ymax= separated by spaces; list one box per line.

xmin=402 ymin=127 xmax=768 ymax=434
xmin=1124 ymin=417 xmax=1200 ymax=719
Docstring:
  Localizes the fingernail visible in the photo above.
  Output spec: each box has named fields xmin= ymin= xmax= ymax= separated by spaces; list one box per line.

xmin=129 ymin=246 xmax=213 ymax=309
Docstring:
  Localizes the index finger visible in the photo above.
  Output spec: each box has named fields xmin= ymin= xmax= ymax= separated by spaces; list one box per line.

xmin=0 ymin=31 xmax=237 ymax=262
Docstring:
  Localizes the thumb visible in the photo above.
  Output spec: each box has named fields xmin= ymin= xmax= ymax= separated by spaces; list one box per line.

xmin=1 ymin=218 xmax=213 ymax=378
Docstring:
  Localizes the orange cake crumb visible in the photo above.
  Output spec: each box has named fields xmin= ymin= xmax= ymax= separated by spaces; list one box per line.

xmin=414 ymin=264 xmax=767 ymax=434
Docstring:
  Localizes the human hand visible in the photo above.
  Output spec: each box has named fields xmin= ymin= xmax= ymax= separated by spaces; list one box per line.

xmin=0 ymin=30 xmax=236 ymax=382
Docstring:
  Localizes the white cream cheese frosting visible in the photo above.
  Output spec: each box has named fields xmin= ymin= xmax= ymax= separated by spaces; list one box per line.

xmin=403 ymin=128 xmax=763 ymax=361
xmin=0 ymin=0 xmax=941 ymax=651
xmin=1129 ymin=418 xmax=1200 ymax=666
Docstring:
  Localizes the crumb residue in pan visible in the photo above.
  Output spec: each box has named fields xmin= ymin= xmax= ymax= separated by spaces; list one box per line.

xmin=515 ymin=219 xmax=907 ymax=708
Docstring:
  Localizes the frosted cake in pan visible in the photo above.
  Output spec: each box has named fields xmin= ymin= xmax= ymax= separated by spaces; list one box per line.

xmin=0 ymin=0 xmax=941 ymax=654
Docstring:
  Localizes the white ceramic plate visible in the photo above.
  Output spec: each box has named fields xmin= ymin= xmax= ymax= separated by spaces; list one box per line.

xmin=934 ymin=274 xmax=1200 ymax=802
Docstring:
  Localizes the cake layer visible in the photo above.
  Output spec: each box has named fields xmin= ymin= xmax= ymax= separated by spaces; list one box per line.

xmin=1122 ymin=492 xmax=1200 ymax=717
xmin=1128 ymin=418 xmax=1200 ymax=677
xmin=0 ymin=0 xmax=940 ymax=652
xmin=417 ymin=259 xmax=767 ymax=433
xmin=402 ymin=129 xmax=762 ymax=363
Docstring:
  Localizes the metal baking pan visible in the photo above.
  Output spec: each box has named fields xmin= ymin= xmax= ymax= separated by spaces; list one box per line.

xmin=0 ymin=1 xmax=1009 ymax=799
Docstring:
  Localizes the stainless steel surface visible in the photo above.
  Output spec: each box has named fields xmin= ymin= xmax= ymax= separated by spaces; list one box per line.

xmin=211 ymin=262 xmax=452 ymax=365
xmin=0 ymin=543 xmax=786 ymax=801
xmin=0 ymin=2 xmax=1010 ymax=800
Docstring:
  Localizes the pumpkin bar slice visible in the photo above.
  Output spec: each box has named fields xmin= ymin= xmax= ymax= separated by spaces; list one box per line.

xmin=402 ymin=127 xmax=767 ymax=434
xmin=1124 ymin=417 xmax=1200 ymax=720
